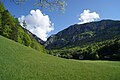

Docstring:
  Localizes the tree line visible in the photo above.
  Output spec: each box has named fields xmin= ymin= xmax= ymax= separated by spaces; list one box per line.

xmin=48 ymin=39 xmax=120 ymax=61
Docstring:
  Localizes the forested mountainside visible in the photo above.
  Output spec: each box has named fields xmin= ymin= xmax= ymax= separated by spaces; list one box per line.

xmin=0 ymin=3 xmax=45 ymax=52
xmin=45 ymin=20 xmax=120 ymax=60
xmin=48 ymin=39 xmax=120 ymax=60
xmin=45 ymin=20 xmax=120 ymax=50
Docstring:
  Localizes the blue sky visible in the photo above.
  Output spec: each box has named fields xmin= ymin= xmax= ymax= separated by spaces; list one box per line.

xmin=3 ymin=0 xmax=120 ymax=40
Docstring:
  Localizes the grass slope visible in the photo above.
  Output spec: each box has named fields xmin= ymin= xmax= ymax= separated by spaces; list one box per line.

xmin=0 ymin=35 xmax=120 ymax=80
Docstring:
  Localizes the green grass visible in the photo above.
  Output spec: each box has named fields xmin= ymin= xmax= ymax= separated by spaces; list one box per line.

xmin=0 ymin=35 xmax=120 ymax=80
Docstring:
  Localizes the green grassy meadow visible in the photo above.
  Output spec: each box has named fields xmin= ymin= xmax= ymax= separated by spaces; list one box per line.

xmin=0 ymin=35 xmax=120 ymax=80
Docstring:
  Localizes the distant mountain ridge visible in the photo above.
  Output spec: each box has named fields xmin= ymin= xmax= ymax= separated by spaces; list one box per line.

xmin=45 ymin=20 xmax=120 ymax=49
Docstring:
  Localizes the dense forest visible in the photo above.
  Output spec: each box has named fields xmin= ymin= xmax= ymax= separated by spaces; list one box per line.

xmin=49 ymin=39 xmax=120 ymax=60
xmin=0 ymin=3 xmax=45 ymax=52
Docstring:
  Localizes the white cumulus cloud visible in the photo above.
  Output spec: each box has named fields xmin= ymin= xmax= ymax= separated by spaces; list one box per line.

xmin=78 ymin=10 xmax=100 ymax=24
xmin=18 ymin=9 xmax=54 ymax=41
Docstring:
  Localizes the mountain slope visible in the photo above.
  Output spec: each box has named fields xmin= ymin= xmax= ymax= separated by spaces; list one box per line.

xmin=0 ymin=35 xmax=120 ymax=80
xmin=45 ymin=20 xmax=120 ymax=49
xmin=0 ymin=2 xmax=44 ymax=51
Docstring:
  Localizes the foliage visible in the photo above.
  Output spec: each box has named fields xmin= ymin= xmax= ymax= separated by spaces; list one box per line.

xmin=2 ymin=24 xmax=12 ymax=38
xmin=0 ymin=35 xmax=120 ymax=80
xmin=0 ymin=3 xmax=45 ymax=52
xmin=49 ymin=39 xmax=120 ymax=60
xmin=1 ymin=0 xmax=66 ymax=11
xmin=0 ymin=2 xmax=5 ymax=12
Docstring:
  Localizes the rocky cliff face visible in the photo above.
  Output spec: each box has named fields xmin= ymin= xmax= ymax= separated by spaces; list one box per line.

xmin=45 ymin=20 xmax=120 ymax=50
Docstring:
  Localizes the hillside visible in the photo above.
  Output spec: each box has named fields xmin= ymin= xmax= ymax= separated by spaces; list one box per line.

xmin=49 ymin=39 xmax=120 ymax=60
xmin=45 ymin=20 xmax=120 ymax=49
xmin=0 ymin=2 xmax=44 ymax=51
xmin=0 ymin=35 xmax=120 ymax=80
xmin=45 ymin=20 xmax=120 ymax=60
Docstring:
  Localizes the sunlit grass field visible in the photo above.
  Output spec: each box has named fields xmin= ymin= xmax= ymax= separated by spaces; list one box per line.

xmin=0 ymin=36 xmax=120 ymax=80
